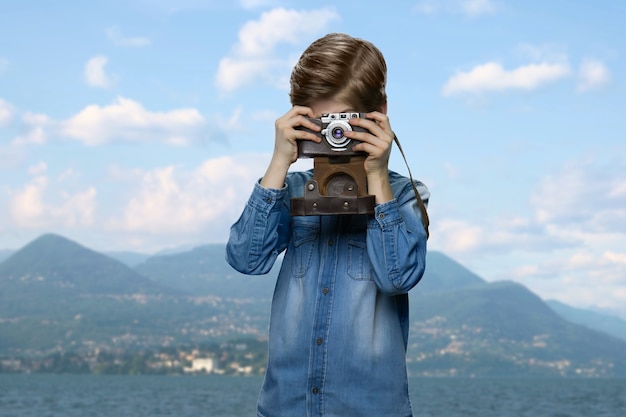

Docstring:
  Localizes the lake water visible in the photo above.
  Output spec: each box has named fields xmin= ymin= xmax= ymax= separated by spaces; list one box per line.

xmin=1 ymin=374 xmax=625 ymax=417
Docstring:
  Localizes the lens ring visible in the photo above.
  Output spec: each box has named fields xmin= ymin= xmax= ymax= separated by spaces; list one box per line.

xmin=324 ymin=121 xmax=352 ymax=148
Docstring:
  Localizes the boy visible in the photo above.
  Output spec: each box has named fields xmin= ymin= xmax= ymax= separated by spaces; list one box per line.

xmin=226 ymin=33 xmax=429 ymax=417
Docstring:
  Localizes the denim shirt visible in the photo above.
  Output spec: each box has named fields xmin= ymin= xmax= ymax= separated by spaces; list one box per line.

xmin=226 ymin=170 xmax=429 ymax=417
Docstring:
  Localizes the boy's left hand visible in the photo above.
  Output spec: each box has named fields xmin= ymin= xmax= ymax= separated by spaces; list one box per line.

xmin=346 ymin=111 xmax=395 ymax=204
xmin=346 ymin=111 xmax=393 ymax=176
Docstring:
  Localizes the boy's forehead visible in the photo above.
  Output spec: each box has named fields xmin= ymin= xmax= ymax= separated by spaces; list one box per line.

xmin=310 ymin=99 xmax=353 ymax=117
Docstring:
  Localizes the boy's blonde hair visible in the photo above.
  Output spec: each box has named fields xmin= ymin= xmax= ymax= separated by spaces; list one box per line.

xmin=289 ymin=33 xmax=387 ymax=112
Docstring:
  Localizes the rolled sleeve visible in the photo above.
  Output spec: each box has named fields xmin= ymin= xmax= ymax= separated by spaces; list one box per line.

xmin=372 ymin=199 xmax=403 ymax=230
xmin=226 ymin=181 xmax=289 ymax=275
xmin=248 ymin=181 xmax=287 ymax=215
xmin=367 ymin=197 xmax=427 ymax=295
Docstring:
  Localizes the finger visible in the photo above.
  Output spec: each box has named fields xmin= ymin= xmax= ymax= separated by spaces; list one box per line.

xmin=347 ymin=131 xmax=385 ymax=149
xmin=290 ymin=105 xmax=316 ymax=119
xmin=345 ymin=126 xmax=392 ymax=148
xmin=349 ymin=114 xmax=392 ymax=138
xmin=365 ymin=111 xmax=390 ymax=127
xmin=295 ymin=114 xmax=321 ymax=133
xmin=351 ymin=140 xmax=387 ymax=158
xmin=295 ymin=131 xmax=322 ymax=143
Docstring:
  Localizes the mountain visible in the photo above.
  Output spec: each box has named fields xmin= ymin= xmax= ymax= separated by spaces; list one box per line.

xmin=0 ymin=234 xmax=264 ymax=356
xmin=547 ymin=299 xmax=626 ymax=342
xmin=1 ymin=234 xmax=626 ymax=377
xmin=134 ymin=244 xmax=278 ymax=299
xmin=105 ymin=251 xmax=152 ymax=268
xmin=0 ymin=234 xmax=171 ymax=301
xmin=0 ymin=249 xmax=14 ymax=263
xmin=408 ymin=280 xmax=626 ymax=376
xmin=418 ymin=251 xmax=485 ymax=292
xmin=109 ymin=243 xmax=626 ymax=377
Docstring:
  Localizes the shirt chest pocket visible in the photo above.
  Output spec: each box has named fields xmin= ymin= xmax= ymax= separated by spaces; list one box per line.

xmin=347 ymin=232 xmax=374 ymax=281
xmin=290 ymin=217 xmax=320 ymax=279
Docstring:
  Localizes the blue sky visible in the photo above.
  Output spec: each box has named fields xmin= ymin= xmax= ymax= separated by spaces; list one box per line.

xmin=1 ymin=0 xmax=625 ymax=317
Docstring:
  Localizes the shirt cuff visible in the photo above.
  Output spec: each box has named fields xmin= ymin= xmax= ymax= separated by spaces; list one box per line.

xmin=371 ymin=198 xmax=402 ymax=229
xmin=247 ymin=180 xmax=287 ymax=214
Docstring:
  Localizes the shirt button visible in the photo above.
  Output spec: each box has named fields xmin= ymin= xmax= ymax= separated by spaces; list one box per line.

xmin=322 ymin=288 xmax=329 ymax=295
xmin=316 ymin=338 xmax=323 ymax=346
xmin=378 ymin=213 xmax=386 ymax=219
xmin=312 ymin=387 xmax=319 ymax=395
xmin=328 ymin=239 xmax=334 ymax=246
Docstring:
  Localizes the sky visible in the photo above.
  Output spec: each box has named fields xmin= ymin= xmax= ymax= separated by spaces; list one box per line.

xmin=1 ymin=0 xmax=625 ymax=318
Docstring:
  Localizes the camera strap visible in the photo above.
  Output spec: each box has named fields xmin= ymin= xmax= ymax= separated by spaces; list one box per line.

xmin=393 ymin=134 xmax=430 ymax=240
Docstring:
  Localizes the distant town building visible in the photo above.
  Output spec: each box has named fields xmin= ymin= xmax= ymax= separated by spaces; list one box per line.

xmin=184 ymin=358 xmax=214 ymax=373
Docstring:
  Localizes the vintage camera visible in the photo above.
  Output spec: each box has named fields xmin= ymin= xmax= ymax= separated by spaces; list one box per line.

xmin=291 ymin=112 xmax=375 ymax=216
xmin=297 ymin=112 xmax=368 ymax=157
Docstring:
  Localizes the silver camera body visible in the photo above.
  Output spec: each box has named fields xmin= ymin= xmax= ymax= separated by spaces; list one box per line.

xmin=320 ymin=112 xmax=363 ymax=149
xmin=297 ymin=112 xmax=369 ymax=157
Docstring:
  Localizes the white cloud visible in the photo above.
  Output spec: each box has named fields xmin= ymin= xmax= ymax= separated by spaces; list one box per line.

xmin=506 ymin=247 xmax=626 ymax=315
xmin=107 ymin=154 xmax=269 ymax=238
xmin=61 ymin=97 xmax=205 ymax=145
xmin=106 ymin=26 xmax=151 ymax=47
xmin=215 ymin=7 xmax=340 ymax=93
xmin=9 ymin=176 xmax=48 ymax=228
xmin=13 ymin=97 xmax=214 ymax=146
xmin=442 ymin=61 xmax=571 ymax=96
xmin=27 ymin=161 xmax=48 ymax=176
xmin=414 ymin=0 xmax=496 ymax=17
xmin=85 ymin=55 xmax=117 ymax=88
xmin=8 ymin=172 xmax=96 ymax=228
xmin=0 ymin=98 xmax=14 ymax=126
xmin=216 ymin=57 xmax=276 ymax=93
xmin=435 ymin=219 xmax=483 ymax=252
xmin=432 ymin=157 xmax=626 ymax=317
xmin=530 ymin=159 xmax=626 ymax=233
xmin=577 ymin=59 xmax=611 ymax=92
xmin=1 ymin=154 xmax=270 ymax=253
xmin=604 ymin=251 xmax=626 ymax=265
xmin=14 ymin=112 xmax=52 ymax=145
xmin=435 ymin=157 xmax=626 ymax=257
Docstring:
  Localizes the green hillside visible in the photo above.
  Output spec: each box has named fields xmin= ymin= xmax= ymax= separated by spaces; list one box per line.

xmin=0 ymin=235 xmax=264 ymax=355
xmin=408 ymin=281 xmax=626 ymax=376
xmin=1 ymin=234 xmax=626 ymax=377
xmin=0 ymin=234 xmax=172 ymax=299
xmin=134 ymin=243 xmax=278 ymax=299
xmin=547 ymin=299 xmax=626 ymax=342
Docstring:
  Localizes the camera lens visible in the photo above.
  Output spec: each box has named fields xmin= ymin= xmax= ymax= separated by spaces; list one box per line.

xmin=323 ymin=120 xmax=352 ymax=148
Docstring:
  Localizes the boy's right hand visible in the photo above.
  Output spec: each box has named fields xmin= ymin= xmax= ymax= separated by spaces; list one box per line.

xmin=273 ymin=106 xmax=321 ymax=167
xmin=261 ymin=106 xmax=321 ymax=189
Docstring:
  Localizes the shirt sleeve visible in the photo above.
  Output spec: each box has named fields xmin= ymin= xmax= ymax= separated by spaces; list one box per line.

xmin=225 ymin=181 xmax=291 ymax=275
xmin=366 ymin=182 xmax=428 ymax=295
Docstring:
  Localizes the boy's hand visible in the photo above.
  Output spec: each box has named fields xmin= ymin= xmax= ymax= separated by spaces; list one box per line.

xmin=273 ymin=106 xmax=321 ymax=167
xmin=347 ymin=111 xmax=393 ymax=175
xmin=346 ymin=112 xmax=395 ymax=203
xmin=261 ymin=106 xmax=321 ymax=189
